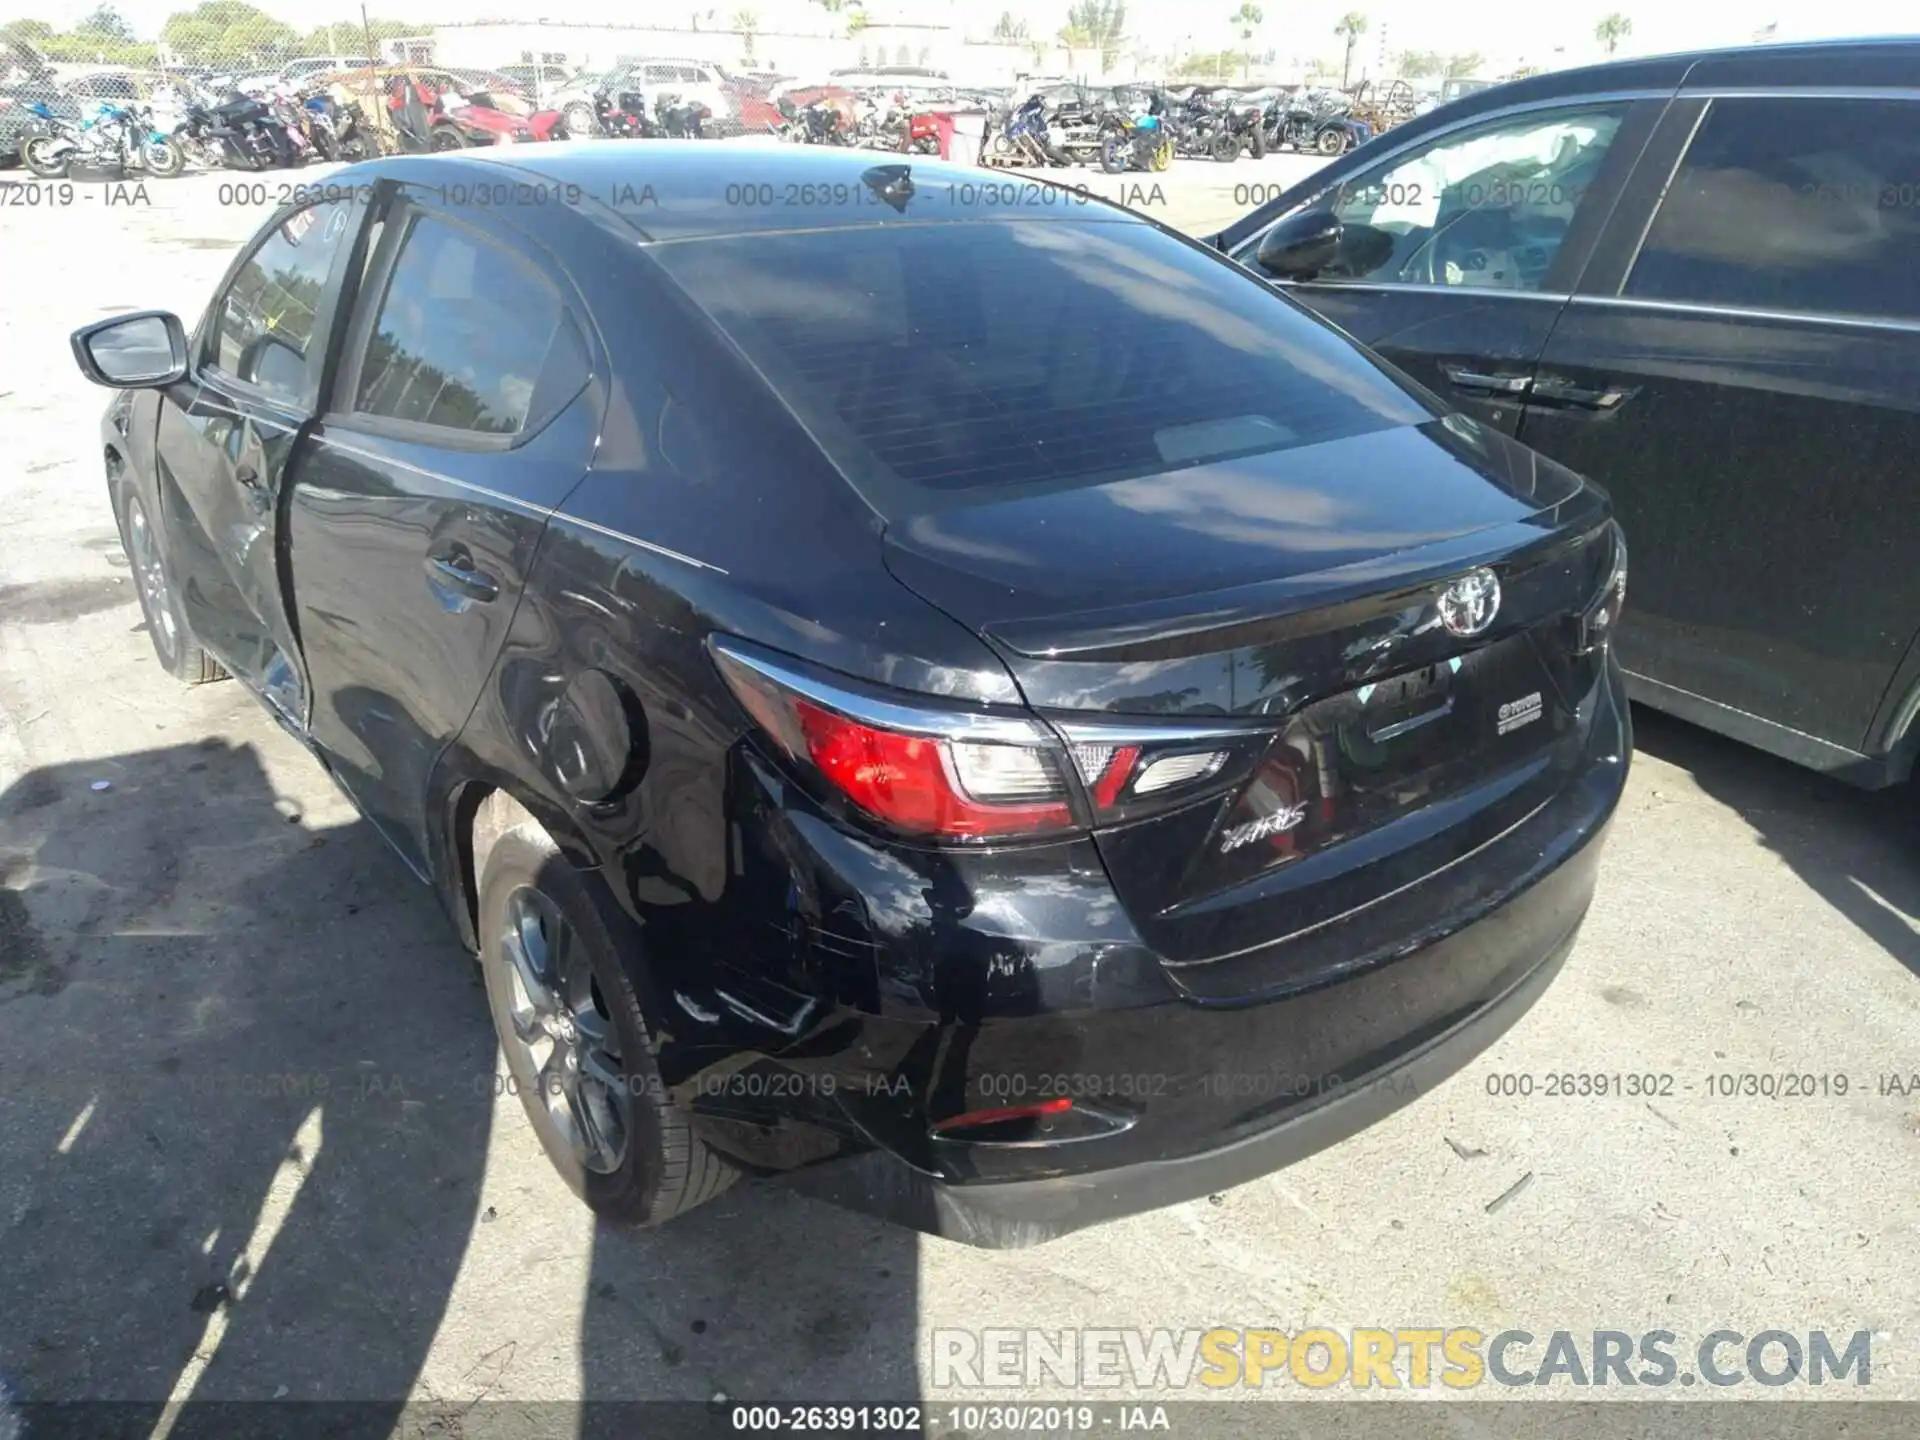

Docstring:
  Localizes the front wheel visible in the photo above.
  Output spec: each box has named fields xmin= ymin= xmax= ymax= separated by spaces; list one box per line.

xmin=1099 ymin=135 xmax=1128 ymax=174
xmin=477 ymin=817 xmax=738 ymax=1226
xmin=1316 ymin=127 xmax=1348 ymax=155
xmin=1151 ymin=138 xmax=1173 ymax=171
xmin=141 ymin=136 xmax=185 ymax=177
xmin=562 ymin=101 xmax=598 ymax=138
xmin=119 ymin=486 xmax=226 ymax=684
xmin=20 ymin=135 xmax=70 ymax=178
xmin=430 ymin=124 xmax=466 ymax=151
xmin=1211 ymin=133 xmax=1240 ymax=163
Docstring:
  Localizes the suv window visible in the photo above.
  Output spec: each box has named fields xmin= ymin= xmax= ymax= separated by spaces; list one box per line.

xmin=1251 ymin=104 xmax=1628 ymax=291
xmin=353 ymin=212 xmax=564 ymax=435
xmin=642 ymin=65 xmax=674 ymax=84
xmin=205 ymin=198 xmax=355 ymax=399
xmin=1625 ymin=97 xmax=1920 ymax=321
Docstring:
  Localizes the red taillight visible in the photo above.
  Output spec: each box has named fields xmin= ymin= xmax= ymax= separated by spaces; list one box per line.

xmin=791 ymin=698 xmax=1073 ymax=838
xmin=713 ymin=639 xmax=1077 ymax=842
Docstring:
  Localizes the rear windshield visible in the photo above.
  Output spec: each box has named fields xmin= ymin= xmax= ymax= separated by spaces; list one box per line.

xmin=649 ymin=217 xmax=1432 ymax=518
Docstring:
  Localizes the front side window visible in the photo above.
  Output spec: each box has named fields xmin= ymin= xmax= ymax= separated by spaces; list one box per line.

xmin=205 ymin=199 xmax=355 ymax=399
xmin=353 ymin=213 xmax=563 ymax=435
xmin=1626 ymin=97 xmax=1920 ymax=321
xmin=1255 ymin=104 xmax=1628 ymax=291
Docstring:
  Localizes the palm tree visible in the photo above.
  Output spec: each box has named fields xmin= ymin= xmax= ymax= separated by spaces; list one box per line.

xmin=732 ymin=8 xmax=758 ymax=63
xmin=1334 ymin=11 xmax=1368 ymax=87
xmin=1064 ymin=0 xmax=1129 ymax=72
xmin=1231 ymin=2 xmax=1262 ymax=81
xmin=1058 ymin=21 xmax=1095 ymax=73
xmin=1444 ymin=51 xmax=1484 ymax=77
xmin=992 ymin=11 xmax=1029 ymax=41
xmin=1594 ymin=12 xmax=1631 ymax=55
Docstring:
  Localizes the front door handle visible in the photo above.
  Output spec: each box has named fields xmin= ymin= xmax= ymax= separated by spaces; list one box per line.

xmin=424 ymin=553 xmax=500 ymax=603
xmin=1530 ymin=376 xmax=1639 ymax=411
xmin=1441 ymin=365 xmax=1533 ymax=396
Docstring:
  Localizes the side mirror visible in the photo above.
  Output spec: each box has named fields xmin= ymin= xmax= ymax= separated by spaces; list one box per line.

xmin=1255 ymin=208 xmax=1344 ymax=280
xmin=70 ymin=310 xmax=189 ymax=389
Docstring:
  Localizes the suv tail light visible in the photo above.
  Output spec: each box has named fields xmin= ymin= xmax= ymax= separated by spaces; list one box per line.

xmin=711 ymin=637 xmax=1077 ymax=840
xmin=711 ymin=637 xmax=1278 ymax=844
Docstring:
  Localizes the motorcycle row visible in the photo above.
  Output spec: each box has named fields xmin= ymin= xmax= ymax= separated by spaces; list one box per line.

xmin=770 ymin=90 xmax=950 ymax=154
xmin=981 ymin=82 xmax=1372 ymax=172
xmin=18 ymin=75 xmax=400 ymax=181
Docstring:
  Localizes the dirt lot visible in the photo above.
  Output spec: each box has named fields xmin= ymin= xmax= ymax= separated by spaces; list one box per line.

xmin=1 ymin=143 xmax=1918 ymax=1428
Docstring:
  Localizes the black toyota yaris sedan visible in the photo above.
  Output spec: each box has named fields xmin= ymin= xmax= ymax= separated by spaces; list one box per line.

xmin=70 ymin=143 xmax=1629 ymax=1247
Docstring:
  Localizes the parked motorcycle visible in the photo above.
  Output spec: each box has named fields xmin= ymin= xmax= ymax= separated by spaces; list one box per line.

xmin=21 ymin=99 xmax=184 ymax=178
xmin=1098 ymin=108 xmax=1171 ymax=173
xmin=980 ymin=91 xmax=1074 ymax=167
xmin=652 ymin=92 xmax=710 ymax=139
xmin=775 ymin=93 xmax=850 ymax=144
xmin=1167 ymin=90 xmax=1241 ymax=162
xmin=1265 ymin=87 xmax=1370 ymax=156
xmin=174 ymin=90 xmax=301 ymax=170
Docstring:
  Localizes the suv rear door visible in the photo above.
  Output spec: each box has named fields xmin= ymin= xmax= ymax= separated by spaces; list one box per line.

xmin=1225 ymin=96 xmax=1667 ymax=435
xmin=1517 ymin=73 xmax=1920 ymax=765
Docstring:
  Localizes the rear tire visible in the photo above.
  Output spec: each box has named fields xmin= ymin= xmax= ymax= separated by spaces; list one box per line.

xmin=562 ymin=100 xmax=597 ymax=138
xmin=21 ymin=135 xmax=69 ymax=178
xmin=430 ymin=124 xmax=466 ymax=151
xmin=477 ymin=819 xmax=738 ymax=1226
xmin=143 ymin=136 xmax=185 ymax=177
xmin=1316 ymin=127 xmax=1347 ymax=155
xmin=1211 ymin=133 xmax=1239 ymax=162
xmin=1099 ymin=135 xmax=1128 ymax=173
xmin=119 ymin=486 xmax=225 ymax=684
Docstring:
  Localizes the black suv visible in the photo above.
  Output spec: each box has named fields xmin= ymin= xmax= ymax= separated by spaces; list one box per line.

xmin=1216 ymin=39 xmax=1920 ymax=788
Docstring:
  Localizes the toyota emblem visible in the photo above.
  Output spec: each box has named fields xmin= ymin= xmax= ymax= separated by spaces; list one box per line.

xmin=1437 ymin=568 xmax=1501 ymax=637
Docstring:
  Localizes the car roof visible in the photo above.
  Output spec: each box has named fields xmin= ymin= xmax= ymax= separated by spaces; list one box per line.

xmin=347 ymin=143 xmax=1154 ymax=244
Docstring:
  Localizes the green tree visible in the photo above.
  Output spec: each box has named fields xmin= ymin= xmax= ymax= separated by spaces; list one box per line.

xmin=1395 ymin=48 xmax=1443 ymax=77
xmin=1594 ymin=11 xmax=1631 ymax=55
xmin=1230 ymin=1 xmax=1261 ymax=79
xmin=160 ymin=1 xmax=297 ymax=66
xmin=0 ymin=18 xmax=55 ymax=42
xmin=1444 ymin=51 xmax=1483 ymax=77
xmin=75 ymin=5 xmax=134 ymax=41
xmin=1334 ymin=10 xmax=1367 ymax=86
xmin=732 ymin=8 xmax=757 ymax=62
xmin=1064 ymin=0 xmax=1127 ymax=69
xmin=993 ymin=10 xmax=1029 ymax=40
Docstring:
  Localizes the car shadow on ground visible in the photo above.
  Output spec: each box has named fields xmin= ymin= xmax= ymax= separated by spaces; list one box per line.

xmin=0 ymin=739 xmax=918 ymax=1433
xmin=1630 ymin=704 xmax=1920 ymax=978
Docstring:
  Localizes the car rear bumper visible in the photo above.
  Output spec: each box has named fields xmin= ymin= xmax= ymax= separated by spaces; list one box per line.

xmin=788 ymin=894 xmax=1585 ymax=1247
xmin=674 ymin=653 xmax=1628 ymax=1246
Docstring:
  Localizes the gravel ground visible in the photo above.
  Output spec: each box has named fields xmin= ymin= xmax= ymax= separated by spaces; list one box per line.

xmin=1 ymin=142 xmax=1918 ymax=1429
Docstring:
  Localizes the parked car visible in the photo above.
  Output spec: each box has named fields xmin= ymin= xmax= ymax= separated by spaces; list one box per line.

xmin=283 ymin=55 xmax=378 ymax=85
xmin=1215 ymin=37 xmax=1920 ymax=789
xmin=68 ymin=144 xmax=1627 ymax=1246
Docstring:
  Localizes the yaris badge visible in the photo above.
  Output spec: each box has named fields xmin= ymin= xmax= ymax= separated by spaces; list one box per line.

xmin=1437 ymin=568 xmax=1502 ymax=637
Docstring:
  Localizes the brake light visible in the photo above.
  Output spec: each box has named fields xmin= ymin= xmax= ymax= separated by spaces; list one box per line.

xmin=1577 ymin=527 xmax=1628 ymax=653
xmin=712 ymin=638 xmax=1076 ymax=841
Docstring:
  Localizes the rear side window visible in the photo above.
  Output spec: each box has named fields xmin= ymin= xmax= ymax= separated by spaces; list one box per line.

xmin=354 ymin=213 xmax=567 ymax=435
xmin=1627 ymin=97 xmax=1920 ymax=320
xmin=651 ymin=219 xmax=1431 ymax=518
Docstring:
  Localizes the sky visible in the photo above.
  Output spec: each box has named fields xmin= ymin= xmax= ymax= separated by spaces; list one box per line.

xmin=21 ymin=0 xmax=1920 ymax=77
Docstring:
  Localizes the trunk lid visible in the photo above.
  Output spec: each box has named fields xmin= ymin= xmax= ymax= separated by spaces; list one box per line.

xmin=884 ymin=421 xmax=1619 ymax=989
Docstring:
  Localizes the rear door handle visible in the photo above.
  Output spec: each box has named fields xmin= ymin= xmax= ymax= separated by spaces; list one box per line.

xmin=1440 ymin=365 xmax=1534 ymax=397
xmin=424 ymin=553 xmax=500 ymax=603
xmin=234 ymin=461 xmax=261 ymax=487
xmin=1530 ymin=377 xmax=1639 ymax=410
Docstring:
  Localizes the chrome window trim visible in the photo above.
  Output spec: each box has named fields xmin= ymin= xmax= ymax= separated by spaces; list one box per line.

xmin=1226 ymin=89 xmax=1670 ymax=266
xmin=1562 ymin=291 xmax=1920 ymax=337
xmin=1272 ymin=281 xmax=1573 ymax=303
xmin=1678 ymin=86 xmax=1920 ymax=101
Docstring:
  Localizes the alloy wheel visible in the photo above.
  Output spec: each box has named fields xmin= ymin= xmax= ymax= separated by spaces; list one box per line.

xmin=125 ymin=497 xmax=178 ymax=658
xmin=497 ymin=884 xmax=632 ymax=1175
